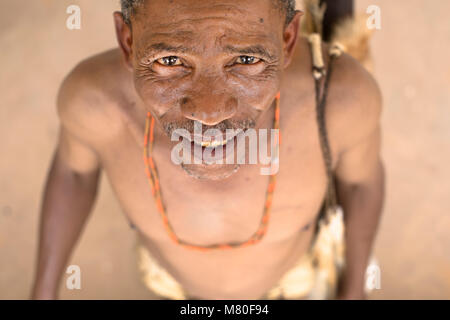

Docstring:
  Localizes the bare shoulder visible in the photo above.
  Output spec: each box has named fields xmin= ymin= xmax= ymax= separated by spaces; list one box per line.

xmin=284 ymin=38 xmax=382 ymax=155
xmin=326 ymin=51 xmax=383 ymax=153
xmin=57 ymin=49 xmax=130 ymax=146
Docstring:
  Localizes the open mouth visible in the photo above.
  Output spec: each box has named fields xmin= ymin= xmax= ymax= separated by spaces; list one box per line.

xmin=189 ymin=134 xmax=242 ymax=163
xmin=196 ymin=134 xmax=238 ymax=148
xmin=199 ymin=139 xmax=229 ymax=147
xmin=192 ymin=135 xmax=238 ymax=155
xmin=171 ymin=129 xmax=246 ymax=165
xmin=174 ymin=130 xmax=243 ymax=148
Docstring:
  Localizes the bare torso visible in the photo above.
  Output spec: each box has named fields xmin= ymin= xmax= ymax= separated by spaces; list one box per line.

xmin=61 ymin=38 xmax=370 ymax=299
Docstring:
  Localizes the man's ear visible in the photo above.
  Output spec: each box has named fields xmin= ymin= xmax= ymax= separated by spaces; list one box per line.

xmin=113 ymin=12 xmax=134 ymax=71
xmin=282 ymin=11 xmax=303 ymax=68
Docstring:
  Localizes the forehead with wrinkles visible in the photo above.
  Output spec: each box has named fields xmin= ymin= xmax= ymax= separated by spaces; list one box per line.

xmin=129 ymin=0 xmax=285 ymax=61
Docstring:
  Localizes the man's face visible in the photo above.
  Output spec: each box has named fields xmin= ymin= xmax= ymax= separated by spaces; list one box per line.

xmin=119 ymin=0 xmax=296 ymax=180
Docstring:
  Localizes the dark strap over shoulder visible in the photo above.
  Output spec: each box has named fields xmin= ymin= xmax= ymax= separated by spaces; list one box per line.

xmin=308 ymin=35 xmax=344 ymax=215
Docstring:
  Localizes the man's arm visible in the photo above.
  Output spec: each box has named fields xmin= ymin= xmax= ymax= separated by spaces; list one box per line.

xmin=333 ymin=62 xmax=385 ymax=299
xmin=335 ymin=128 xmax=384 ymax=299
xmin=31 ymin=73 xmax=102 ymax=300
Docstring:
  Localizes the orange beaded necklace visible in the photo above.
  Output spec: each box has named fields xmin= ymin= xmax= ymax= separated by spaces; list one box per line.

xmin=143 ymin=92 xmax=281 ymax=252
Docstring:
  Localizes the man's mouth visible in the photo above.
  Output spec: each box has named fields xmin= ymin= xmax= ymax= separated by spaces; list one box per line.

xmin=170 ymin=125 xmax=250 ymax=167
xmin=197 ymin=135 xmax=236 ymax=148
xmin=189 ymin=134 xmax=241 ymax=163
xmin=192 ymin=135 xmax=238 ymax=158
xmin=174 ymin=130 xmax=243 ymax=148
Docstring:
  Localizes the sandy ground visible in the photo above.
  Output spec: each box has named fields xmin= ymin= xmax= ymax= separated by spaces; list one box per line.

xmin=0 ymin=0 xmax=449 ymax=299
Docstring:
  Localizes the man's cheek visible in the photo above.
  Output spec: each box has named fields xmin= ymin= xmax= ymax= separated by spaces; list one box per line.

xmin=134 ymin=82 xmax=174 ymax=115
xmin=240 ymin=89 xmax=279 ymax=111
xmin=233 ymin=77 xmax=279 ymax=103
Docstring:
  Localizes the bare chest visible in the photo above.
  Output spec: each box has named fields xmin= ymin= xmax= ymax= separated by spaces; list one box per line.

xmin=97 ymin=101 xmax=329 ymax=247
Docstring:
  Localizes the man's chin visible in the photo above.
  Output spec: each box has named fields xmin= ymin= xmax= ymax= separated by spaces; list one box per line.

xmin=181 ymin=163 xmax=241 ymax=180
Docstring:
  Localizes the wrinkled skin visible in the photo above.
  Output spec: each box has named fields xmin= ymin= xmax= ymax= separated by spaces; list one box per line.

xmin=118 ymin=0 xmax=294 ymax=180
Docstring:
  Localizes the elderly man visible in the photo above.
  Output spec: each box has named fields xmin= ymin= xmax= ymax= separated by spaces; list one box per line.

xmin=32 ymin=0 xmax=384 ymax=300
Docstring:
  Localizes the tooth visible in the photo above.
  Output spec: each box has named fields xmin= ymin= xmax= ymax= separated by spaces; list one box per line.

xmin=199 ymin=138 xmax=230 ymax=148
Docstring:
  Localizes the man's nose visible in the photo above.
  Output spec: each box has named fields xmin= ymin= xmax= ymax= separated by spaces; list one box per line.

xmin=180 ymin=92 xmax=238 ymax=126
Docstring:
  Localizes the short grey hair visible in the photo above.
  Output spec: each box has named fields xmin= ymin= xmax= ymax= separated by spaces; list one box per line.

xmin=120 ymin=0 xmax=297 ymax=26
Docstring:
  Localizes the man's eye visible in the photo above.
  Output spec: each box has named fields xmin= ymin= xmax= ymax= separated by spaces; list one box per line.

xmin=157 ymin=56 xmax=182 ymax=66
xmin=236 ymin=56 xmax=261 ymax=65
